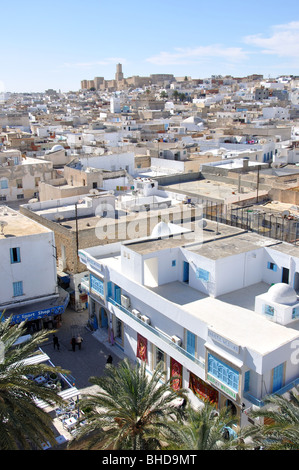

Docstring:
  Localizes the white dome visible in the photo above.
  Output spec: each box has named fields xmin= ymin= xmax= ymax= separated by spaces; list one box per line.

xmin=267 ymin=283 xmax=297 ymax=305
xmin=50 ymin=144 xmax=64 ymax=153
xmin=151 ymin=221 xmax=172 ymax=238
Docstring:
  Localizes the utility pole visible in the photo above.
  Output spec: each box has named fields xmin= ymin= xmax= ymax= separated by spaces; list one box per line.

xmin=256 ymin=166 xmax=260 ymax=203
xmin=75 ymin=203 xmax=79 ymax=257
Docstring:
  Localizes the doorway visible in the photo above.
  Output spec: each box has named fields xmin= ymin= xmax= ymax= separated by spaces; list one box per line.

xmin=282 ymin=267 xmax=289 ymax=284
xmin=100 ymin=307 xmax=108 ymax=329
xmin=183 ymin=261 xmax=189 ymax=283
xmin=294 ymin=272 xmax=299 ymax=292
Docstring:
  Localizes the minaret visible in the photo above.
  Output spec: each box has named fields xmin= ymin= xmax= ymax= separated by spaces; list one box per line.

xmin=115 ymin=63 xmax=124 ymax=82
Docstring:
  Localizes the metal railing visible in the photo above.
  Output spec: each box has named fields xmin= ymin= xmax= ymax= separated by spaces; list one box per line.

xmin=244 ymin=377 xmax=299 ymax=407
xmin=107 ymin=296 xmax=205 ymax=369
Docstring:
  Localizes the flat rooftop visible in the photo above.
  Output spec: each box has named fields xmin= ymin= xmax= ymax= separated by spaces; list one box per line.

xmin=0 ymin=207 xmax=50 ymax=239
xmin=127 ymin=221 xmax=281 ymax=258
xmin=148 ymin=280 xmax=299 ymax=355
xmin=163 ymin=179 xmax=256 ymax=201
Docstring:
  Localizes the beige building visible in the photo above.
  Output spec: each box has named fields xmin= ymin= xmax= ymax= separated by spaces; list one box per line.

xmin=0 ymin=150 xmax=54 ymax=202
xmin=19 ymin=194 xmax=194 ymax=311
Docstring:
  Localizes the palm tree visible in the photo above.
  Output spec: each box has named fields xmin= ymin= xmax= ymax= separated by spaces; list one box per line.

xmin=244 ymin=388 xmax=299 ymax=450
xmin=69 ymin=358 xmax=187 ymax=450
xmin=172 ymin=90 xmax=179 ymax=102
xmin=178 ymin=399 xmax=238 ymax=450
xmin=0 ymin=315 xmax=69 ymax=450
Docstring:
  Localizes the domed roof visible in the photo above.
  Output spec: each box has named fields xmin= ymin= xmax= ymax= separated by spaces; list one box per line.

xmin=50 ymin=144 xmax=64 ymax=153
xmin=151 ymin=221 xmax=172 ymax=238
xmin=267 ymin=283 xmax=297 ymax=305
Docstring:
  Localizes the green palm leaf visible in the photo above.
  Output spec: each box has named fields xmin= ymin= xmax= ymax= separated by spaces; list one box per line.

xmin=70 ymin=358 xmax=187 ymax=450
xmin=0 ymin=314 xmax=69 ymax=449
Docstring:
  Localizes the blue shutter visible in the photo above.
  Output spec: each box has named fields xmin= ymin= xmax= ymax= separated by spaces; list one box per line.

xmin=186 ymin=331 xmax=195 ymax=356
xmin=272 ymin=363 xmax=284 ymax=393
xmin=13 ymin=281 xmax=23 ymax=297
xmin=267 ymin=262 xmax=277 ymax=271
xmin=114 ymin=285 xmax=121 ymax=304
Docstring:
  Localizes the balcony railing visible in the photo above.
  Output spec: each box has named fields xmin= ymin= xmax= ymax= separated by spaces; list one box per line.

xmin=107 ymin=296 xmax=205 ymax=369
xmin=244 ymin=377 xmax=299 ymax=408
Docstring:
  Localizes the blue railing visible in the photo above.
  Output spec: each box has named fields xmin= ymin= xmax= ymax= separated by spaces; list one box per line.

xmin=244 ymin=377 xmax=299 ymax=407
xmin=107 ymin=297 xmax=205 ymax=369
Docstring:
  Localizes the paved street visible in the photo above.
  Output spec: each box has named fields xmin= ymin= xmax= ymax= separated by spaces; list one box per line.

xmin=41 ymin=306 xmax=125 ymax=392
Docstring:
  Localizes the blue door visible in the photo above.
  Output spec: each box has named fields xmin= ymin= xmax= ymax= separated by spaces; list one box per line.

xmin=186 ymin=331 xmax=195 ymax=356
xmin=183 ymin=262 xmax=189 ymax=283
xmin=101 ymin=307 xmax=108 ymax=329
xmin=272 ymin=363 xmax=284 ymax=393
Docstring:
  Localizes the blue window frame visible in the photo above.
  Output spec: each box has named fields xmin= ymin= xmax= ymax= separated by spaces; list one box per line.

xmin=272 ymin=363 xmax=284 ymax=393
xmin=196 ymin=267 xmax=210 ymax=281
xmin=264 ymin=304 xmax=275 ymax=316
xmin=172 ymin=260 xmax=176 ymax=267
xmin=208 ymin=353 xmax=239 ymax=392
xmin=267 ymin=262 xmax=277 ymax=271
xmin=13 ymin=281 xmax=23 ymax=297
xmin=0 ymin=179 xmax=8 ymax=189
xmin=90 ymin=274 xmax=104 ymax=296
xmin=292 ymin=307 xmax=299 ymax=319
xmin=186 ymin=330 xmax=196 ymax=357
xmin=10 ymin=247 xmax=21 ymax=264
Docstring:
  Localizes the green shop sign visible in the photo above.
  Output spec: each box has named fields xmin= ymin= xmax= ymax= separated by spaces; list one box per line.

xmin=207 ymin=374 xmax=237 ymax=400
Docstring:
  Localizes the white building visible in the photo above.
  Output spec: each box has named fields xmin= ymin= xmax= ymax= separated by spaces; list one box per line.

xmin=0 ymin=207 xmax=69 ymax=329
xmin=262 ymin=107 xmax=290 ymax=120
xmin=78 ymin=220 xmax=299 ymax=429
xmin=110 ymin=97 xmax=121 ymax=114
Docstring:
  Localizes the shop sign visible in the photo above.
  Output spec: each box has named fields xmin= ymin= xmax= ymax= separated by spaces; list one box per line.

xmin=208 ymin=329 xmax=240 ymax=354
xmin=207 ymin=373 xmax=237 ymax=400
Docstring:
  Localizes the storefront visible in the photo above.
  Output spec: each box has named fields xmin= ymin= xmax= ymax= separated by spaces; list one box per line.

xmin=3 ymin=288 xmax=70 ymax=331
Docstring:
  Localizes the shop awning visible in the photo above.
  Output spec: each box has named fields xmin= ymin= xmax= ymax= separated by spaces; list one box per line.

xmin=3 ymin=288 xmax=70 ymax=325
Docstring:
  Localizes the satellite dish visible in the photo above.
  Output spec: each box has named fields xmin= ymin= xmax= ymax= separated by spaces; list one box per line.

xmin=0 ymin=220 xmax=8 ymax=235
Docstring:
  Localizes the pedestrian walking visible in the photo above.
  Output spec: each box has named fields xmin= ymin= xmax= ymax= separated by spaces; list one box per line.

xmin=106 ymin=354 xmax=113 ymax=364
xmin=76 ymin=334 xmax=83 ymax=350
xmin=71 ymin=336 xmax=76 ymax=352
xmin=53 ymin=334 xmax=60 ymax=351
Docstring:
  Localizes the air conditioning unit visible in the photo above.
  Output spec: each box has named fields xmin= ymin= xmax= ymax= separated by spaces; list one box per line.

xmin=171 ymin=335 xmax=182 ymax=346
xmin=141 ymin=315 xmax=151 ymax=325
xmin=121 ymin=295 xmax=130 ymax=309
xmin=132 ymin=309 xmax=141 ymax=318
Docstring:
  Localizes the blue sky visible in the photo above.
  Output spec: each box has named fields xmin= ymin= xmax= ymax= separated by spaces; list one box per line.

xmin=1 ymin=0 xmax=299 ymax=93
